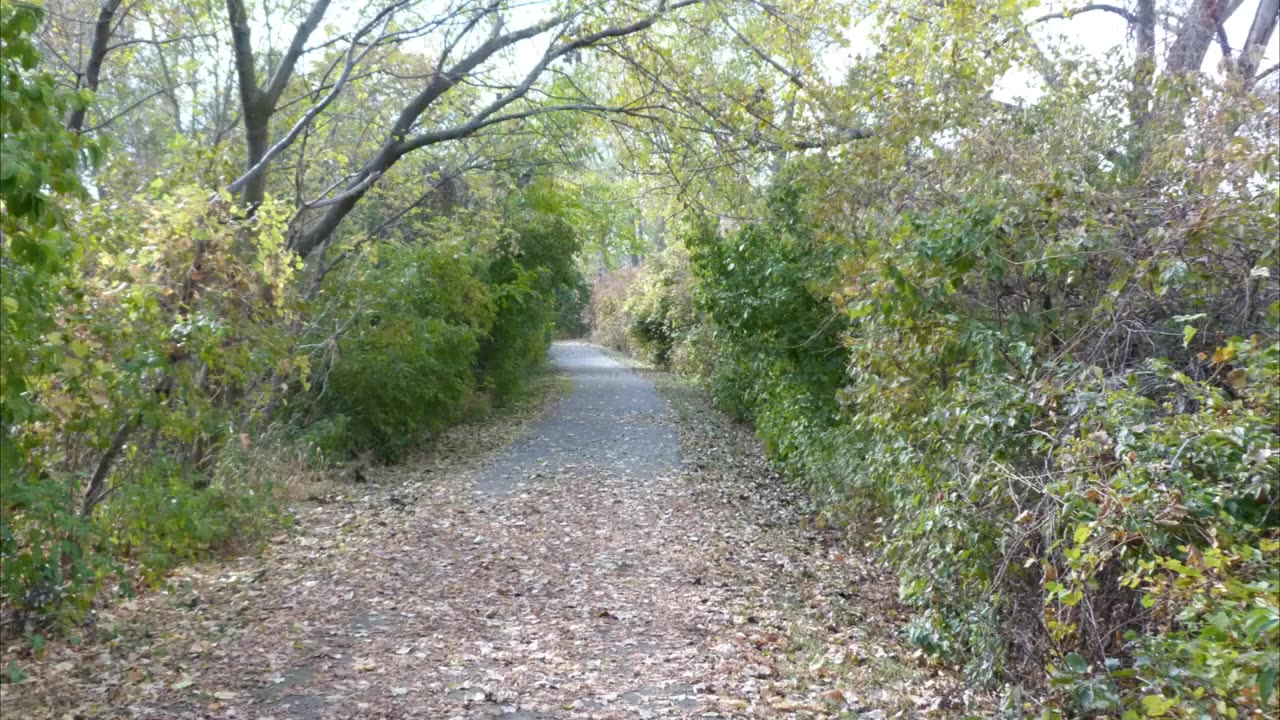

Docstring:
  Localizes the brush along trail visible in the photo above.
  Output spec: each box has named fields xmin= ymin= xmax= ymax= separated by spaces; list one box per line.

xmin=2 ymin=343 xmax=983 ymax=718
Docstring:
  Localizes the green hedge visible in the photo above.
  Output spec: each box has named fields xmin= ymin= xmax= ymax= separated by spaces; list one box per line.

xmin=591 ymin=164 xmax=1278 ymax=715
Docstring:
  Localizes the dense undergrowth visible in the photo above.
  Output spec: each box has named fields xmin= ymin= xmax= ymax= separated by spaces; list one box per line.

xmin=589 ymin=68 xmax=1279 ymax=719
xmin=4 ymin=0 xmax=1278 ymax=714
xmin=1 ymin=3 xmax=583 ymax=636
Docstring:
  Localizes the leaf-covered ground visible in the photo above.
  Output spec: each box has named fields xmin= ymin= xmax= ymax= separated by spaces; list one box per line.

xmin=1 ymin=343 xmax=988 ymax=718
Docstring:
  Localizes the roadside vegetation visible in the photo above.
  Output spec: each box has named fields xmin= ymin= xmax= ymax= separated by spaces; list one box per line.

xmin=2 ymin=0 xmax=1276 ymax=715
xmin=588 ymin=15 xmax=1279 ymax=716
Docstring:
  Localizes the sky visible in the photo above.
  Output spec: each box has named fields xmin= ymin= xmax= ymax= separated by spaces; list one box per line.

xmin=256 ymin=1 xmax=1279 ymax=103
xmin=821 ymin=1 xmax=1280 ymax=103
xmin=1001 ymin=0 xmax=1280 ymax=102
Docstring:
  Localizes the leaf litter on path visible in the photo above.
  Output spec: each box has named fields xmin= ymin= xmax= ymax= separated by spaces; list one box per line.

xmin=0 ymin=344 xmax=990 ymax=718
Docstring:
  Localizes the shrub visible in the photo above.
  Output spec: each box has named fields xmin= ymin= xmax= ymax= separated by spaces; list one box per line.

xmin=478 ymin=206 xmax=582 ymax=398
xmin=304 ymin=235 xmax=494 ymax=461
xmin=589 ymin=73 xmax=1279 ymax=713
xmin=587 ymin=265 xmax=642 ymax=352
xmin=587 ymin=246 xmax=702 ymax=370
xmin=301 ymin=196 xmax=585 ymax=461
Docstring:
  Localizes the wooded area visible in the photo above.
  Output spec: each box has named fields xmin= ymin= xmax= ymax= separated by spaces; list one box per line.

xmin=1 ymin=0 xmax=1277 ymax=715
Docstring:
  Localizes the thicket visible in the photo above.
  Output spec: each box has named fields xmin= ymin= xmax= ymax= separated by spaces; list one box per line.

xmin=299 ymin=194 xmax=583 ymax=463
xmin=0 ymin=4 xmax=582 ymax=631
xmin=591 ymin=68 xmax=1279 ymax=718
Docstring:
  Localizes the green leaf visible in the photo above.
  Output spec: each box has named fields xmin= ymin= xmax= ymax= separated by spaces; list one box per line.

xmin=171 ymin=675 xmax=196 ymax=690
xmin=1261 ymin=665 xmax=1278 ymax=705
xmin=1073 ymin=523 xmax=1093 ymax=545
xmin=1064 ymin=652 xmax=1087 ymax=673
xmin=1141 ymin=694 xmax=1175 ymax=716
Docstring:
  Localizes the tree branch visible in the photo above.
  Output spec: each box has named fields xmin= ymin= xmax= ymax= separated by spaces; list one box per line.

xmin=1237 ymin=0 xmax=1279 ymax=81
xmin=227 ymin=2 xmax=401 ymax=194
xmin=1027 ymin=3 xmax=1135 ymax=26
xmin=1165 ymin=0 xmax=1246 ymax=74
xmin=82 ymin=416 xmax=138 ymax=517
xmin=66 ymin=0 xmax=124 ymax=133
xmin=291 ymin=0 xmax=705 ymax=258
xmin=262 ymin=0 xmax=334 ymax=105
xmin=83 ymin=86 xmax=178 ymax=131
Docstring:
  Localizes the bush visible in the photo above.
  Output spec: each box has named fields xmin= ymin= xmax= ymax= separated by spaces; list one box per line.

xmin=301 ymin=196 xmax=584 ymax=461
xmin=552 ymin=277 xmax=590 ymax=338
xmin=307 ymin=237 xmax=493 ymax=461
xmin=587 ymin=265 xmax=642 ymax=352
xmin=588 ymin=74 xmax=1279 ymax=714
xmin=587 ymin=246 xmax=702 ymax=370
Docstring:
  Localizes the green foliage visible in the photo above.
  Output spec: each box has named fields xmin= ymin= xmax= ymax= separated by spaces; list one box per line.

xmin=1 ymin=0 xmax=104 ymax=623
xmin=302 ymin=188 xmax=584 ymax=462
xmin=2 ymin=181 xmax=303 ymax=623
xmin=308 ymin=236 xmax=494 ymax=461
xmin=0 ymin=0 xmax=92 ymax=482
xmin=552 ymin=277 xmax=590 ymax=338
xmin=1 ymin=13 xmax=318 ymax=620
xmin=97 ymin=453 xmax=280 ymax=584
xmin=590 ymin=61 xmax=1279 ymax=717
xmin=809 ymin=58 xmax=1280 ymax=713
xmin=479 ymin=197 xmax=584 ymax=397
xmin=588 ymin=247 xmax=704 ymax=372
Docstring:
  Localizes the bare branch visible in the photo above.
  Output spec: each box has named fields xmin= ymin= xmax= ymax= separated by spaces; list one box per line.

xmin=83 ymin=86 xmax=178 ymax=131
xmin=104 ymin=32 xmax=215 ymax=52
xmin=722 ymin=16 xmax=806 ymax=89
xmin=227 ymin=3 xmax=403 ymax=193
xmin=262 ymin=0 xmax=335 ymax=105
xmin=291 ymin=0 xmax=705 ymax=257
xmin=82 ymin=416 xmax=138 ymax=517
xmin=1026 ymin=3 xmax=1135 ymax=26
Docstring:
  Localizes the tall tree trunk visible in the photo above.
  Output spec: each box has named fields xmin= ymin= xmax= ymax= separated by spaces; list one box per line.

xmin=1129 ymin=0 xmax=1156 ymax=130
xmin=66 ymin=0 xmax=124 ymax=133
xmin=1165 ymin=0 xmax=1246 ymax=75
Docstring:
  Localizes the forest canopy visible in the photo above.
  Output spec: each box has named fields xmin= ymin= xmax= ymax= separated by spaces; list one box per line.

xmin=1 ymin=0 xmax=1277 ymax=715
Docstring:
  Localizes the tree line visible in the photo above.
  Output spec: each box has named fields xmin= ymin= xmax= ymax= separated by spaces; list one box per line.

xmin=2 ymin=0 xmax=1278 ymax=715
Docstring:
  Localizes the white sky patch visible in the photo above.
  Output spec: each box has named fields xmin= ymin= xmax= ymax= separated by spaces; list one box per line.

xmin=824 ymin=1 xmax=1279 ymax=105
xmin=1001 ymin=0 xmax=1280 ymax=104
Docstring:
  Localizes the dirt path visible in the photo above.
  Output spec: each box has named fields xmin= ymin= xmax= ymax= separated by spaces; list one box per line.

xmin=2 ymin=343 xmax=979 ymax=719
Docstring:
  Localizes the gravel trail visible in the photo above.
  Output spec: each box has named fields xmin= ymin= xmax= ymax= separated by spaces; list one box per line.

xmin=1 ymin=343 xmax=978 ymax=719
xmin=471 ymin=342 xmax=678 ymax=495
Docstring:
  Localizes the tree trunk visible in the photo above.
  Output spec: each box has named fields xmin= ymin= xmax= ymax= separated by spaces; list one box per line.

xmin=1129 ymin=0 xmax=1156 ymax=129
xmin=242 ymin=106 xmax=271 ymax=209
xmin=65 ymin=0 xmax=124 ymax=133
xmin=1238 ymin=0 xmax=1279 ymax=81
xmin=1165 ymin=0 xmax=1246 ymax=75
